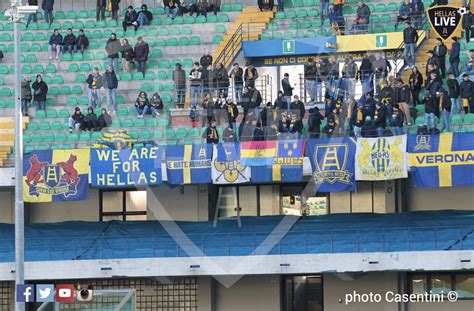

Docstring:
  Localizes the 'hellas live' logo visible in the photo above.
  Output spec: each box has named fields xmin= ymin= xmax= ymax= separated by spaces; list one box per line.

xmin=427 ymin=6 xmax=467 ymax=40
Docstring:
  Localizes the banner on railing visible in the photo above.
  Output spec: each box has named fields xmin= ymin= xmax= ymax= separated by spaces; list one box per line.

xmin=90 ymin=147 xmax=164 ymax=187
xmin=212 ymin=143 xmax=250 ymax=184
xmin=408 ymin=132 xmax=474 ymax=187
xmin=23 ymin=149 xmax=90 ymax=202
xmin=355 ymin=135 xmax=408 ymax=181
xmin=240 ymin=140 xmax=277 ymax=166
xmin=166 ymin=144 xmax=212 ymax=185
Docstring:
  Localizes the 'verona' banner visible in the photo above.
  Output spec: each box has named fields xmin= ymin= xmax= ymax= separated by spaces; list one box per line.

xmin=427 ymin=5 xmax=464 ymax=41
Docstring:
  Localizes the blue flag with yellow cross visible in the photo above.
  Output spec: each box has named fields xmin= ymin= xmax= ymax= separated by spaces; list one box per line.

xmin=408 ymin=132 xmax=474 ymax=187
xmin=165 ymin=144 xmax=213 ymax=185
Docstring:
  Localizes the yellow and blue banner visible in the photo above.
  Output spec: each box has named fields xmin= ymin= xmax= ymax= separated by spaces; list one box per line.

xmin=96 ymin=130 xmax=136 ymax=150
xmin=23 ymin=149 xmax=90 ymax=202
xmin=408 ymin=132 xmax=474 ymax=187
xmin=166 ymin=144 xmax=213 ymax=185
xmin=240 ymin=140 xmax=277 ymax=166
xmin=212 ymin=144 xmax=250 ymax=184
xmin=251 ymin=140 xmax=304 ymax=182
xmin=308 ymin=138 xmax=356 ymax=192
xmin=355 ymin=135 xmax=408 ymax=181
xmin=90 ymin=147 xmax=164 ymax=187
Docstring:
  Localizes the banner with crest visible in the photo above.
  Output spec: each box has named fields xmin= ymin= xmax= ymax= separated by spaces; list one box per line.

xmin=212 ymin=143 xmax=250 ymax=184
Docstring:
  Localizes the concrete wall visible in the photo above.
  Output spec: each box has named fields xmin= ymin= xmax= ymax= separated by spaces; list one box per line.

xmin=0 ymin=189 xmax=14 ymax=224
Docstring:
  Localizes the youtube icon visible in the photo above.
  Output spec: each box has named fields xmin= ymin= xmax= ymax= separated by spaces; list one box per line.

xmin=55 ymin=284 xmax=75 ymax=303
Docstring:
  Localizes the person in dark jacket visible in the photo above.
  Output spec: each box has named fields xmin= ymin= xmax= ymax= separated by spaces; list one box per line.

xmin=342 ymin=56 xmax=358 ymax=100
xmin=389 ymin=103 xmax=405 ymax=135
xmin=425 ymin=72 xmax=442 ymax=95
xmin=225 ymin=98 xmax=239 ymax=130
xmin=352 ymin=104 xmax=365 ymax=137
xmin=123 ymin=6 xmax=139 ymax=32
xmin=21 ymin=76 xmax=32 ymax=116
xmin=290 ymin=95 xmax=305 ymax=120
xmin=274 ymin=91 xmax=288 ymax=115
xmin=359 ymin=55 xmax=373 ymax=95
xmin=190 ymin=107 xmax=199 ymax=128
xmin=106 ymin=33 xmax=121 ymax=72
xmin=253 ymin=122 xmax=265 ymax=141
xmin=463 ymin=8 xmax=474 ymax=43
xmin=96 ymin=0 xmax=107 ymax=21
xmin=425 ymin=50 xmax=439 ymax=84
xmin=189 ymin=62 xmax=203 ymax=108
xmin=281 ymin=73 xmax=294 ymax=108
xmin=83 ymin=106 xmax=98 ymax=131
xmin=240 ymin=110 xmax=257 ymax=141
xmin=75 ymin=29 xmax=89 ymax=54
xmin=26 ymin=0 xmax=38 ymax=28
xmin=460 ymin=73 xmax=474 ymax=114
xmin=104 ymin=66 xmax=118 ymax=113
xmin=260 ymin=102 xmax=275 ymax=129
xmin=434 ymin=38 xmax=447 ymax=78
xmin=31 ymin=74 xmax=48 ymax=111
xmin=203 ymin=119 xmax=219 ymax=144
xmin=323 ymin=108 xmax=340 ymax=138
xmin=61 ymin=28 xmax=76 ymax=55
xmin=449 ymin=36 xmax=460 ymax=77
xmin=244 ymin=62 xmax=258 ymax=87
xmin=423 ymin=93 xmax=437 ymax=131
xmin=437 ymin=90 xmax=451 ymax=132
xmin=135 ymin=91 xmax=150 ymax=117
xmin=447 ymin=72 xmax=460 ymax=114
xmin=396 ymin=0 xmax=415 ymax=29
xmin=308 ymin=107 xmax=324 ymax=138
xmin=258 ymin=0 xmax=274 ymax=11
xmin=304 ymin=58 xmax=318 ymax=103
xmin=173 ymin=63 xmax=186 ymax=108
xmin=134 ymin=37 xmax=149 ymax=74
xmin=403 ymin=21 xmax=418 ymax=70
xmin=229 ymin=63 xmax=244 ymax=103
xmin=86 ymin=68 xmax=103 ymax=108
xmin=110 ymin=0 xmax=120 ymax=21
xmin=69 ymin=107 xmax=84 ymax=133
xmin=137 ymin=4 xmax=153 ymax=25
xmin=164 ymin=0 xmax=180 ymax=19
xmin=97 ymin=108 xmax=112 ymax=130
xmin=42 ymin=0 xmax=54 ymax=25
xmin=222 ymin=126 xmax=236 ymax=142
xmin=409 ymin=66 xmax=423 ymax=105
xmin=361 ymin=116 xmax=377 ymax=137
xmin=215 ymin=63 xmax=230 ymax=97
xmin=429 ymin=0 xmax=447 ymax=6
xmin=120 ymin=38 xmax=134 ymax=73
xmin=396 ymin=78 xmax=412 ymax=125
xmin=373 ymin=102 xmax=387 ymax=137
xmin=246 ymin=86 xmax=263 ymax=120
xmin=48 ymin=29 xmax=62 ymax=60
xmin=150 ymin=92 xmax=164 ymax=117
xmin=200 ymin=51 xmax=213 ymax=68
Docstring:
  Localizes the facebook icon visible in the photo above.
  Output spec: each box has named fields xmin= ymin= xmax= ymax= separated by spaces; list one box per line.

xmin=16 ymin=284 xmax=35 ymax=302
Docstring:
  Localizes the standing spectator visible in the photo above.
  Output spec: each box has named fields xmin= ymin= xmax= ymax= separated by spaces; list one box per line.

xmin=425 ymin=50 xmax=439 ymax=83
xmin=225 ymin=98 xmax=239 ymax=131
xmin=31 ymin=74 xmax=48 ymax=111
xmin=123 ymin=6 xmax=139 ymax=32
xmin=150 ymin=92 xmax=164 ymax=117
xmin=196 ymin=0 xmax=209 ymax=17
xmin=68 ymin=107 xmax=84 ymax=133
xmin=361 ymin=116 xmax=376 ymax=137
xmin=342 ymin=56 xmax=358 ymax=100
xmin=304 ymin=58 xmax=317 ymax=103
xmin=173 ymin=63 xmax=186 ymax=108
xmin=351 ymin=104 xmax=364 ymax=138
xmin=244 ymin=62 xmax=258 ymax=87
xmin=374 ymin=102 xmax=387 ymax=137
xmin=328 ymin=57 xmax=339 ymax=98
xmin=26 ymin=0 xmax=38 ymax=28
xmin=190 ymin=107 xmax=199 ymax=128
xmin=135 ymin=91 xmax=150 ymax=118
xmin=120 ymin=39 xmax=134 ymax=73
xmin=75 ymin=29 xmax=89 ymax=54
xmin=389 ymin=103 xmax=404 ymax=135
xmin=409 ymin=66 xmax=423 ymax=106
xmin=356 ymin=0 xmax=370 ymax=31
xmin=333 ymin=0 xmax=344 ymax=14
xmin=277 ymin=0 xmax=285 ymax=11
xmin=423 ymin=93 xmax=437 ymax=131
xmin=308 ymin=107 xmax=324 ymax=138
xmin=258 ymin=0 xmax=274 ymax=12
xmin=164 ymin=0 xmax=180 ymax=19
xmin=86 ymin=68 xmax=103 ymax=108
xmin=202 ymin=64 xmax=213 ymax=95
xmin=104 ymin=66 xmax=118 ymax=114
xmin=48 ymin=29 xmax=62 ymax=60
xmin=189 ymin=62 xmax=203 ymax=108
xmin=447 ymin=72 xmax=460 ymax=114
xmin=460 ymin=73 xmax=474 ymax=114
xmin=110 ymin=0 xmax=120 ymax=21
xmin=247 ymin=85 xmax=263 ymax=120
xmin=437 ymin=90 xmax=451 ymax=132
xmin=290 ymin=95 xmax=305 ymax=120
xmin=433 ymin=38 xmax=447 ymax=78
xmin=215 ymin=92 xmax=226 ymax=125
xmin=215 ymin=63 xmax=230 ymax=97
xmin=359 ymin=55 xmax=373 ymax=95
xmin=106 ymin=33 xmax=121 ymax=72
xmin=319 ymin=58 xmax=331 ymax=97
xmin=97 ymin=108 xmax=112 ymax=130
xmin=61 ymin=28 xmax=76 ymax=55
xmin=203 ymin=119 xmax=219 ymax=144
xmin=209 ymin=0 xmax=220 ymax=15
xmin=449 ymin=37 xmax=460 ymax=77
xmin=222 ymin=126 xmax=236 ymax=142
xmin=396 ymin=0 xmax=414 ymax=30
xmin=462 ymin=49 xmax=474 ymax=80
xmin=281 ymin=73 xmax=294 ymax=109
xmin=137 ymin=4 xmax=153 ymax=26
xmin=97 ymin=0 xmax=106 ymax=21
xmin=321 ymin=0 xmax=329 ymax=23
xmin=201 ymin=94 xmax=214 ymax=126
xmin=134 ymin=37 xmax=149 ymax=75
xmin=463 ymin=8 xmax=474 ymax=43
xmin=288 ymin=113 xmax=302 ymax=139
xmin=372 ymin=53 xmax=389 ymax=94
xmin=21 ymin=76 xmax=32 ymax=117
xmin=323 ymin=108 xmax=340 ymax=137
xmin=229 ymin=63 xmax=244 ymax=103
xmin=425 ymin=72 xmax=442 ymax=95
xmin=42 ymin=0 xmax=54 ymax=25
xmin=83 ymin=107 xmax=98 ymax=131
xmin=274 ymin=91 xmax=288 ymax=113
xmin=396 ymin=78 xmax=412 ymax=125
xmin=402 ymin=21 xmax=418 ymax=70
xmin=329 ymin=5 xmax=345 ymax=35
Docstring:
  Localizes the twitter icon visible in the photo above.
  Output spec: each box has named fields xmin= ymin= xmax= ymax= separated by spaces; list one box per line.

xmin=36 ymin=285 xmax=55 ymax=302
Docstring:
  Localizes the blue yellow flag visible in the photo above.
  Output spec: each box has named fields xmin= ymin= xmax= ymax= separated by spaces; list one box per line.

xmin=23 ymin=149 xmax=90 ymax=202
xmin=96 ymin=130 xmax=136 ymax=150
xmin=251 ymin=140 xmax=304 ymax=182
xmin=165 ymin=144 xmax=213 ymax=185
xmin=408 ymin=132 xmax=474 ymax=187
xmin=217 ymin=142 xmax=241 ymax=162
xmin=240 ymin=141 xmax=277 ymax=166
xmin=308 ymin=138 xmax=356 ymax=192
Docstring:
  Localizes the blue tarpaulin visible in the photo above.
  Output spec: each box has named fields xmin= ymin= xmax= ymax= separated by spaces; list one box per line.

xmin=0 ymin=210 xmax=473 ymax=262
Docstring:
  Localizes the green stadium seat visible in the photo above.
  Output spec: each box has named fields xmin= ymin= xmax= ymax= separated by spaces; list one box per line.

xmin=78 ymin=10 xmax=89 ymax=18
xmin=85 ymin=20 xmax=96 ymax=28
xmin=96 ymin=20 xmax=106 ymax=28
xmin=290 ymin=20 xmax=300 ymax=29
xmin=43 ymin=133 xmax=55 ymax=142
xmin=117 ymin=107 xmax=128 ymax=116
xmin=33 ymin=65 xmax=44 ymax=74
xmin=68 ymin=64 xmax=80 ymax=72
xmin=117 ymin=95 xmax=125 ymax=105
xmin=372 ymin=25 xmax=385 ymax=33
xmin=387 ymin=2 xmax=398 ymax=11
xmin=0 ymin=33 xmax=11 ymax=42
xmin=185 ymin=16 xmax=196 ymax=24
xmin=91 ymin=132 xmax=102 ymax=141
xmin=156 ymin=38 xmax=167 ymax=46
xmin=215 ymin=24 xmax=227 ymax=34
xmin=207 ymin=15 xmax=218 ymax=23
xmin=165 ymin=128 xmax=175 ymax=139
xmin=375 ymin=3 xmax=386 ymax=12
xmin=129 ymin=130 xmax=139 ymax=139
xmin=74 ymin=21 xmax=84 ymax=29
xmin=179 ymin=37 xmax=190 ymax=46
xmin=22 ymin=32 xmax=34 ymax=41
xmin=190 ymin=36 xmax=201 ymax=45
xmin=58 ymin=108 xmax=69 ymax=118
xmin=67 ymin=133 xmax=79 ymax=142
xmin=451 ymin=114 xmax=462 ymax=124
xmin=45 ymin=64 xmax=56 ymax=74
xmin=54 ymin=11 xmax=65 ymax=19
xmin=196 ymin=15 xmax=207 ymax=23
xmin=182 ymin=26 xmax=192 ymax=35
xmin=385 ymin=25 xmax=396 ymax=32
xmin=53 ymin=76 xmax=64 ymax=84
xmin=0 ymin=65 xmax=8 ymax=74
xmin=55 ymin=133 xmax=67 ymax=142
xmin=139 ymin=130 xmax=152 ymax=139
xmin=212 ymin=35 xmax=223 ymax=44
xmin=283 ymin=31 xmax=294 ymax=39
xmin=71 ymin=86 xmax=83 ymax=94
xmin=163 ymin=17 xmax=173 ymax=25
xmin=121 ymin=73 xmax=132 ymax=81
xmin=464 ymin=114 xmax=474 ymax=123
xmin=176 ymin=128 xmax=187 ymax=138
xmin=31 ymin=133 xmax=43 ymax=143
xmin=151 ymin=17 xmax=162 ymax=26
xmin=0 ymin=88 xmax=12 ymax=96
xmin=221 ymin=3 xmax=232 ymax=11
xmin=307 ymin=8 xmax=319 ymax=17
xmin=296 ymin=9 xmax=308 ymax=18
xmin=380 ymin=14 xmax=391 ymax=23
xmin=79 ymin=132 xmax=91 ymax=141
xmin=28 ymin=122 xmax=39 ymax=130
xmin=154 ymin=83 xmax=164 ymax=92
xmin=80 ymin=63 xmax=91 ymax=72
xmin=51 ymin=121 xmax=63 ymax=130
xmin=59 ymin=86 xmax=71 ymax=95
xmin=167 ymin=38 xmax=178 ymax=46
xmin=144 ymin=72 xmax=156 ymax=80
xmin=21 ymin=65 xmax=32 ymax=74
xmin=135 ymin=118 xmax=146 ymax=127
xmin=62 ymin=21 xmax=73 ymax=29
xmin=174 ymin=16 xmax=184 ymax=24
xmin=75 ymin=74 xmax=86 ymax=83
xmin=157 ymin=118 xmax=170 ymax=127
xmin=151 ymin=49 xmax=163 ymax=58
xmin=141 ymin=83 xmax=153 ymax=92
xmin=46 ymin=109 xmax=58 ymax=118
xmin=48 ymin=86 xmax=59 ymax=96
xmin=218 ymin=14 xmax=229 ymax=22
xmin=415 ymin=105 xmax=425 ymax=114
xmin=133 ymin=72 xmax=144 ymax=80
xmin=153 ymin=129 xmax=163 ymax=139
xmin=415 ymin=116 xmax=425 ymax=126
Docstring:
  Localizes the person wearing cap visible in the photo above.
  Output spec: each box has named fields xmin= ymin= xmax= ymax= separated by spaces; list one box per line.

xmin=134 ymin=36 xmax=149 ymax=75
xmin=173 ymin=63 xmax=186 ymax=108
xmin=460 ymin=73 xmax=474 ymax=114
xmin=389 ymin=103 xmax=404 ymax=135
xmin=402 ymin=21 xmax=418 ymax=71
xmin=137 ymin=4 xmax=153 ymax=26
xmin=69 ymin=107 xmax=84 ymax=133
xmin=449 ymin=37 xmax=460 ymax=77
xmin=123 ymin=5 xmax=139 ymax=33
xmin=229 ymin=63 xmax=244 ymax=103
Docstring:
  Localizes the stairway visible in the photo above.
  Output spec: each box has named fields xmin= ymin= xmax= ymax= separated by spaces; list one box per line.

xmin=0 ymin=117 xmax=29 ymax=167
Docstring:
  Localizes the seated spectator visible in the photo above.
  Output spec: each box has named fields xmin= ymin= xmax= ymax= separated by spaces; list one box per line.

xmin=86 ymin=68 xmax=103 ymax=108
xmin=150 ymin=92 xmax=164 ymax=117
xmin=135 ymin=91 xmax=150 ymax=118
xmin=134 ymin=36 xmax=150 ymax=75
xmin=190 ymin=107 xmax=199 ymax=128
xmin=195 ymin=0 xmax=209 ymax=17
xmin=69 ymin=107 xmax=84 ymax=133
xmin=83 ymin=107 xmax=98 ymax=131
xmin=75 ymin=29 xmax=89 ymax=54
xmin=123 ymin=6 xmax=139 ymax=32
xmin=61 ymin=28 xmax=76 ymax=55
xmin=209 ymin=0 xmax=220 ymax=15
xmin=137 ymin=4 xmax=153 ymax=26
xmin=120 ymin=39 xmax=134 ymax=73
xmin=203 ymin=118 xmax=219 ymax=144
xmin=361 ymin=116 xmax=376 ymax=137
xmin=374 ymin=102 xmax=387 ymax=137
xmin=412 ymin=0 xmax=424 ymax=29
xmin=389 ymin=103 xmax=404 ymax=135
xmin=308 ymin=107 xmax=324 ymax=139
xmin=180 ymin=0 xmax=197 ymax=15
xmin=31 ymin=74 xmax=48 ymax=111
xmin=253 ymin=122 xmax=265 ymax=141
xmin=97 ymin=108 xmax=112 ymax=130
xmin=48 ymin=29 xmax=62 ymax=60
xmin=258 ymin=0 xmax=274 ymax=12
xmin=164 ymin=0 xmax=180 ymax=19
xmin=353 ymin=0 xmax=370 ymax=33
xmin=21 ymin=76 xmax=32 ymax=117
xmin=397 ymin=0 xmax=415 ymax=29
